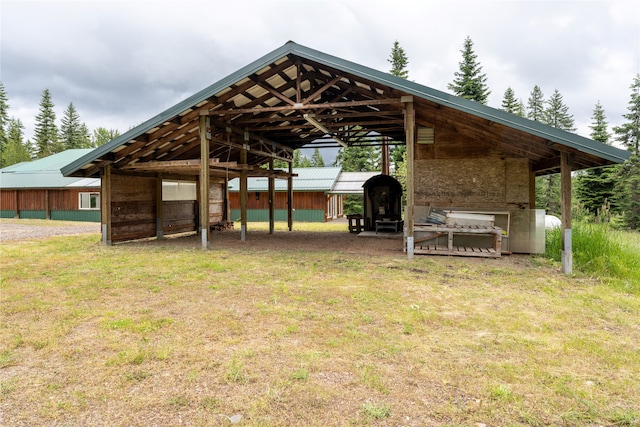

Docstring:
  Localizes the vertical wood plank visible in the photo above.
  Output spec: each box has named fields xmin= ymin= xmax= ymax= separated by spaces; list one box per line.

xmin=403 ymin=96 xmax=415 ymax=259
xmin=44 ymin=190 xmax=50 ymax=219
xmin=561 ymin=151 xmax=573 ymax=274
xmin=240 ymin=141 xmax=248 ymax=241
xmin=199 ymin=113 xmax=210 ymax=249
xmin=100 ymin=165 xmax=112 ymax=245
xmin=288 ymin=161 xmax=293 ymax=231
xmin=269 ymin=158 xmax=275 ymax=234
xmin=156 ymin=174 xmax=164 ymax=240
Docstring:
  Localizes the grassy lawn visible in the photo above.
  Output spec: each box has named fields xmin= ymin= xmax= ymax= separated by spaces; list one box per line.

xmin=1 ymin=223 xmax=639 ymax=426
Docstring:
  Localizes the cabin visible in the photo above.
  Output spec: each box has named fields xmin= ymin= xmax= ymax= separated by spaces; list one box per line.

xmin=228 ymin=167 xmax=343 ymax=222
xmin=61 ymin=41 xmax=630 ymax=271
xmin=0 ymin=149 xmax=101 ymax=222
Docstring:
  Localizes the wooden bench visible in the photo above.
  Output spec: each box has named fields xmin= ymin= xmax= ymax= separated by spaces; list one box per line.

xmin=411 ymin=223 xmax=502 ymax=258
xmin=347 ymin=214 xmax=364 ymax=233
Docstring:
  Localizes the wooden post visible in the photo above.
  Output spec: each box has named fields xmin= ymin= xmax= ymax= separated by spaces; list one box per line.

xmin=100 ymin=165 xmax=112 ymax=245
xmin=381 ymin=136 xmax=389 ymax=175
xmin=14 ymin=191 xmax=19 ymax=218
xmin=561 ymin=151 xmax=573 ymax=274
xmin=156 ymin=174 xmax=164 ymax=240
xmin=44 ymin=190 xmax=50 ymax=219
xmin=240 ymin=138 xmax=248 ymax=242
xmin=199 ymin=113 xmax=210 ymax=250
xmin=268 ymin=158 xmax=275 ymax=234
xmin=287 ymin=161 xmax=293 ymax=231
xmin=403 ymin=96 xmax=415 ymax=259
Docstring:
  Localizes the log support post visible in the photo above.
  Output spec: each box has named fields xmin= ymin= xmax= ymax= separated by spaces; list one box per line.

xmin=268 ymin=158 xmax=275 ymax=234
xmin=156 ymin=174 xmax=164 ymax=240
xmin=403 ymin=96 xmax=415 ymax=259
xmin=199 ymin=113 xmax=210 ymax=250
xmin=100 ymin=165 xmax=112 ymax=246
xmin=240 ymin=132 xmax=249 ymax=241
xmin=287 ymin=161 xmax=293 ymax=231
xmin=561 ymin=151 xmax=573 ymax=274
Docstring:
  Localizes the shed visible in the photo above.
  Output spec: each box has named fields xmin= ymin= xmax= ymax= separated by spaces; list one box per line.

xmin=0 ymin=149 xmax=101 ymax=222
xmin=62 ymin=41 xmax=630 ymax=271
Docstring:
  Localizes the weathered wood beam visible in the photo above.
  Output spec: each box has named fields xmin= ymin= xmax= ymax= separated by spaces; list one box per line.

xmin=561 ymin=151 xmax=573 ymax=274
xmin=199 ymin=114 xmax=210 ymax=250
xmin=211 ymin=98 xmax=403 ymax=115
xmin=404 ymin=96 xmax=415 ymax=259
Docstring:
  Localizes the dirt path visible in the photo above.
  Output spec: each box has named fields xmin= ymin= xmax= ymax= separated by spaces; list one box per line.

xmin=0 ymin=219 xmax=101 ymax=242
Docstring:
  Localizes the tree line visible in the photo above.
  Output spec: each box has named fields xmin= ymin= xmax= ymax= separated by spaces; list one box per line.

xmin=0 ymin=84 xmax=119 ymax=167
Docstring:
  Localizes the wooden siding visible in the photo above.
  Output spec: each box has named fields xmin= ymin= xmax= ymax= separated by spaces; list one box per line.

xmin=0 ymin=188 xmax=100 ymax=214
xmin=163 ymin=200 xmax=197 ymax=235
xmin=110 ymin=174 xmax=157 ymax=242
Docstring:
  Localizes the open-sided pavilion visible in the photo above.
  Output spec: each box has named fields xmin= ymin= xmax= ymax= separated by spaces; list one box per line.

xmin=62 ymin=41 xmax=630 ymax=272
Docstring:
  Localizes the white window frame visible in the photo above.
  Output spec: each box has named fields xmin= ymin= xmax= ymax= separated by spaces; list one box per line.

xmin=79 ymin=192 xmax=100 ymax=210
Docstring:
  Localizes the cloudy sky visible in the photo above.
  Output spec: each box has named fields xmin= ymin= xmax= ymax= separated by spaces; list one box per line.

xmin=2 ymin=0 xmax=639 ymax=152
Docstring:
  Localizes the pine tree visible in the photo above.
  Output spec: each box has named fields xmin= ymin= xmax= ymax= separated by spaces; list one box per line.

xmin=309 ymin=147 xmax=325 ymax=167
xmin=612 ymin=74 xmax=640 ymax=229
xmin=544 ymin=90 xmax=576 ymax=132
xmin=575 ymin=101 xmax=618 ymax=217
xmin=527 ymin=85 xmax=545 ymax=121
xmin=1 ymin=118 xmax=31 ymax=166
xmin=388 ymin=40 xmax=409 ymax=79
xmin=387 ymin=40 xmax=409 ymax=169
xmin=59 ymin=102 xmax=88 ymax=150
xmin=447 ymin=36 xmax=491 ymax=104
xmin=292 ymin=149 xmax=311 ymax=167
xmin=333 ymin=145 xmax=380 ymax=172
xmin=0 ymin=82 xmax=9 ymax=166
xmin=613 ymin=74 xmax=640 ymax=155
xmin=33 ymin=89 xmax=59 ymax=158
xmin=501 ymin=87 xmax=523 ymax=116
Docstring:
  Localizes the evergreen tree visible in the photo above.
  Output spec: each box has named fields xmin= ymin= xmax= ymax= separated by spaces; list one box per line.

xmin=447 ymin=36 xmax=491 ymax=104
xmin=309 ymin=147 xmax=325 ymax=167
xmin=92 ymin=127 xmax=120 ymax=147
xmin=1 ymin=118 xmax=31 ymax=166
xmin=501 ymin=87 xmax=519 ymax=113
xmin=575 ymin=101 xmax=618 ymax=218
xmin=613 ymin=74 xmax=640 ymax=155
xmin=527 ymin=85 xmax=545 ymax=121
xmin=388 ymin=40 xmax=409 ymax=79
xmin=543 ymin=90 xmax=576 ymax=132
xmin=292 ymin=149 xmax=311 ymax=167
xmin=333 ymin=145 xmax=380 ymax=172
xmin=59 ymin=102 xmax=89 ymax=150
xmin=0 ymin=82 xmax=9 ymax=166
xmin=612 ymin=74 xmax=640 ymax=229
xmin=33 ymin=89 xmax=59 ymax=158
xmin=387 ymin=40 xmax=409 ymax=170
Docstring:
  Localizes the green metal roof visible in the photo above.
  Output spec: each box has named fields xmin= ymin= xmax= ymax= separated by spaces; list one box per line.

xmin=62 ymin=41 xmax=630 ymax=177
xmin=1 ymin=149 xmax=100 ymax=189
xmin=228 ymin=167 xmax=341 ymax=192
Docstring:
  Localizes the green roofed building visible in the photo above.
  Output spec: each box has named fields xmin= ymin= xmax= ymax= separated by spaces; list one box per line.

xmin=228 ymin=167 xmax=379 ymax=223
xmin=0 ymin=149 xmax=101 ymax=222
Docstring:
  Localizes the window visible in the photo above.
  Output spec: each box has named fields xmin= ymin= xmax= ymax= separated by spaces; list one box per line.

xmin=79 ymin=192 xmax=100 ymax=210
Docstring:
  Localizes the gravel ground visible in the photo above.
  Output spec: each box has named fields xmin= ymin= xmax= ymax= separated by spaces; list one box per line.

xmin=0 ymin=220 xmax=101 ymax=242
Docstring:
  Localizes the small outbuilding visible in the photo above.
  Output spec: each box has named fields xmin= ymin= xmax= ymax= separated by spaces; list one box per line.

xmin=1 ymin=149 xmax=101 ymax=222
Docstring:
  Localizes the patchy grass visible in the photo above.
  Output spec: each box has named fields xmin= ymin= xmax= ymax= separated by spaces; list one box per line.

xmin=1 ymin=223 xmax=639 ymax=426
